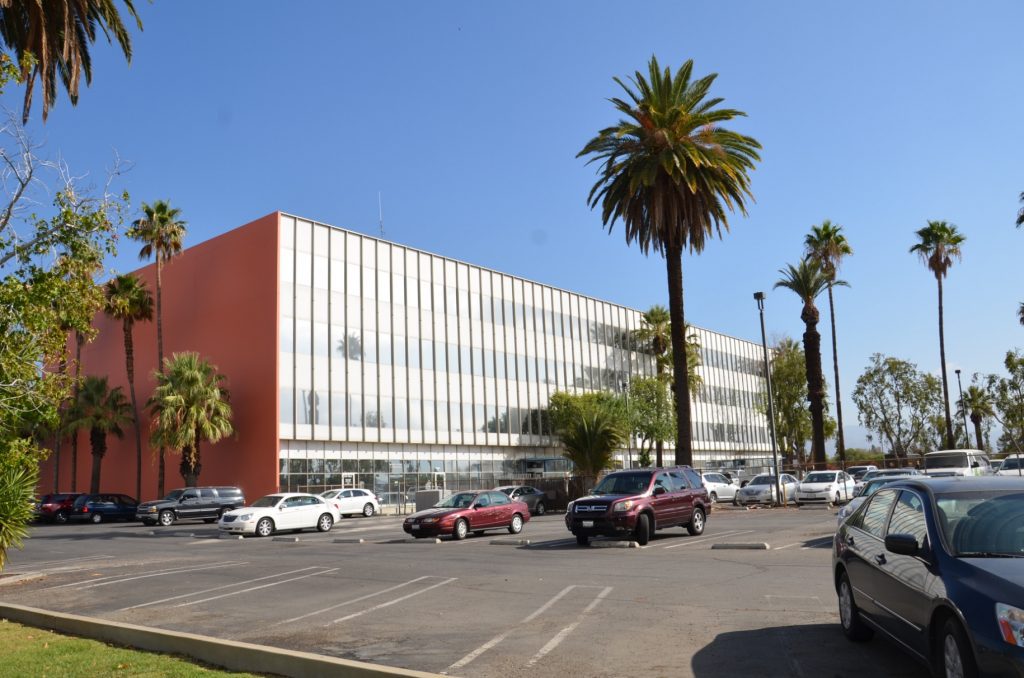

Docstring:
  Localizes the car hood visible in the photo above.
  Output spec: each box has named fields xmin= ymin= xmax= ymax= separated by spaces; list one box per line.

xmin=223 ymin=506 xmax=274 ymax=517
xmin=740 ymin=485 xmax=771 ymax=493
xmin=959 ymin=557 xmax=1024 ymax=588
xmin=798 ymin=482 xmax=836 ymax=491
xmin=137 ymin=499 xmax=176 ymax=509
xmin=407 ymin=507 xmax=461 ymax=521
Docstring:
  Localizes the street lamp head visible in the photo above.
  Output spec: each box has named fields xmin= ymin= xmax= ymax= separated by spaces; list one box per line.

xmin=753 ymin=291 xmax=765 ymax=301
xmin=955 ymin=368 xmax=961 ymax=376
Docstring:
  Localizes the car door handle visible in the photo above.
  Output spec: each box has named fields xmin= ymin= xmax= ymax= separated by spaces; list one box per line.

xmin=846 ymin=535 xmax=855 ymax=546
xmin=874 ymin=553 xmax=886 ymax=565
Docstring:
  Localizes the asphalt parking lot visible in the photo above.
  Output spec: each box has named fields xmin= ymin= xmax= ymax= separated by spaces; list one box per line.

xmin=2 ymin=506 xmax=928 ymax=678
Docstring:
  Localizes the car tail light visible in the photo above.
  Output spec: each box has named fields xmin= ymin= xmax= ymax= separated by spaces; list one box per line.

xmin=997 ymin=603 xmax=1024 ymax=647
xmin=82 ymin=506 xmax=89 ymax=512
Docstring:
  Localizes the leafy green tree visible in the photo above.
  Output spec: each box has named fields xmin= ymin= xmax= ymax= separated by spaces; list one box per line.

xmin=852 ymin=354 xmax=943 ymax=459
xmin=983 ymin=351 xmax=1024 ymax=454
xmin=148 ymin=353 xmax=233 ymax=487
xmin=0 ymin=0 xmax=142 ymax=122
xmin=628 ymin=377 xmax=674 ymax=467
xmin=65 ymin=376 xmax=132 ymax=494
xmin=774 ymin=258 xmax=845 ymax=467
xmin=910 ymin=220 xmax=965 ymax=449
xmin=128 ymin=200 xmax=185 ymax=497
xmin=555 ymin=403 xmax=627 ymax=487
xmin=958 ymin=384 xmax=994 ymax=451
xmin=579 ymin=56 xmax=760 ymax=467
xmin=103 ymin=273 xmax=152 ymax=501
xmin=804 ymin=220 xmax=852 ymax=462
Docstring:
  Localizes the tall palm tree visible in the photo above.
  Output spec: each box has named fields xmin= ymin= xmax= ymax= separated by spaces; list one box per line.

xmin=128 ymin=200 xmax=185 ymax=497
xmin=0 ymin=0 xmax=142 ymax=122
xmin=1017 ymin=302 xmax=1024 ymax=327
xmin=579 ymin=56 xmax=761 ymax=466
xmin=1016 ymin=191 xmax=1023 ymax=228
xmin=804 ymin=220 xmax=853 ymax=464
xmin=65 ymin=376 xmax=131 ymax=494
xmin=957 ymin=385 xmax=994 ymax=452
xmin=147 ymin=353 xmax=233 ymax=487
xmin=103 ymin=274 xmax=153 ymax=500
xmin=774 ymin=258 xmax=846 ymax=468
xmin=910 ymin=221 xmax=965 ymax=450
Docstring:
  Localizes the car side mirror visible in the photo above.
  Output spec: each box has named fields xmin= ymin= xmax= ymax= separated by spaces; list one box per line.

xmin=885 ymin=533 xmax=920 ymax=556
xmin=652 ymin=486 xmax=667 ymax=496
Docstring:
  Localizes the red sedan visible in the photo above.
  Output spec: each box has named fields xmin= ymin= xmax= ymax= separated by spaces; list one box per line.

xmin=403 ymin=490 xmax=530 ymax=540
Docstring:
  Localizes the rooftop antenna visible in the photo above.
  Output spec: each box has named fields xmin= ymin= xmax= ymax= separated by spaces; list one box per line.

xmin=378 ymin=191 xmax=385 ymax=238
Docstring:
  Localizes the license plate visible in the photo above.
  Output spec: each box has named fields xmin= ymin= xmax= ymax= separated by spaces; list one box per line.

xmin=411 ymin=524 xmax=420 ymax=530
xmin=581 ymin=520 xmax=594 ymax=528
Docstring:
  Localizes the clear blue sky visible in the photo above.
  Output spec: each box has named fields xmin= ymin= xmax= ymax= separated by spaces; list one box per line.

xmin=8 ymin=1 xmax=1023 ymax=449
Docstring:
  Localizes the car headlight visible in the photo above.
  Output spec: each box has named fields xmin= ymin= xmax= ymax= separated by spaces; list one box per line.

xmin=147 ymin=507 xmax=157 ymax=512
xmin=421 ymin=517 xmax=438 ymax=524
xmin=566 ymin=501 xmax=575 ymax=513
xmin=613 ymin=500 xmax=634 ymax=512
xmin=236 ymin=513 xmax=251 ymax=521
xmin=997 ymin=603 xmax=1024 ymax=647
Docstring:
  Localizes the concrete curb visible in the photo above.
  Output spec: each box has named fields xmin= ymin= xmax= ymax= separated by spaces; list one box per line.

xmin=0 ymin=602 xmax=442 ymax=678
xmin=272 ymin=537 xmax=301 ymax=543
xmin=711 ymin=542 xmax=770 ymax=550
xmin=590 ymin=540 xmax=638 ymax=549
xmin=404 ymin=537 xmax=442 ymax=544
xmin=333 ymin=538 xmax=366 ymax=544
xmin=489 ymin=538 xmax=530 ymax=546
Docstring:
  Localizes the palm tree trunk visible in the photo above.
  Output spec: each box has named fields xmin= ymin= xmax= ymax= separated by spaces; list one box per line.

xmin=936 ymin=277 xmax=954 ymax=449
xmin=180 ymin=439 xmax=201 ymax=487
xmin=665 ymin=245 xmax=693 ymax=466
xmin=971 ymin=415 xmax=983 ymax=452
xmin=124 ymin=320 xmax=143 ymax=501
xmin=70 ymin=331 xmax=83 ymax=492
xmin=156 ymin=255 xmax=166 ymax=498
xmin=89 ymin=428 xmax=105 ymax=494
xmin=827 ymin=284 xmax=846 ymax=465
xmin=654 ymin=363 xmax=664 ymax=467
xmin=801 ymin=305 xmax=827 ymax=468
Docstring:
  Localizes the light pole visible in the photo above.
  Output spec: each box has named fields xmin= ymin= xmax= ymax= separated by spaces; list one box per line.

xmin=754 ymin=292 xmax=782 ymax=507
xmin=955 ymin=369 xmax=971 ymax=449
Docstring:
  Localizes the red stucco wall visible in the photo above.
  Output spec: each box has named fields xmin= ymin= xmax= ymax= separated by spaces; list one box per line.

xmin=39 ymin=212 xmax=280 ymax=502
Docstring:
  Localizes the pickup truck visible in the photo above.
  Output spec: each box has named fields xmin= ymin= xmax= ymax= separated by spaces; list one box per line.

xmin=136 ymin=486 xmax=245 ymax=526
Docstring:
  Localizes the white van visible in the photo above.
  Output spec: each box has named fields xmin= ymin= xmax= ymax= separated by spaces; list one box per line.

xmin=922 ymin=449 xmax=993 ymax=477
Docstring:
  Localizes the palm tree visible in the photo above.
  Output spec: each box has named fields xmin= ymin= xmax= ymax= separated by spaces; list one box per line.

xmin=0 ymin=0 xmax=142 ymax=122
xmin=1016 ymin=192 xmax=1023 ymax=228
xmin=1017 ymin=302 xmax=1024 ymax=327
xmin=579 ymin=56 xmax=760 ymax=466
xmin=910 ymin=221 xmax=965 ymax=450
xmin=128 ymin=200 xmax=185 ymax=497
xmin=958 ymin=385 xmax=994 ymax=452
xmin=774 ymin=258 xmax=846 ymax=469
xmin=103 ymin=274 xmax=153 ymax=501
xmin=559 ymin=406 xmax=627 ymax=489
xmin=804 ymin=220 xmax=853 ymax=464
xmin=147 ymin=353 xmax=233 ymax=487
xmin=65 ymin=376 xmax=132 ymax=494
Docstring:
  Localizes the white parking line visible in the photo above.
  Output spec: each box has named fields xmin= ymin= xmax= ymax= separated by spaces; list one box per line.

xmin=7 ymin=554 xmax=114 ymax=571
xmin=526 ymin=587 xmax=613 ymax=667
xmin=773 ymin=543 xmax=800 ymax=550
xmin=119 ymin=566 xmax=325 ymax=611
xmin=41 ymin=561 xmax=247 ymax=591
xmin=174 ymin=567 xmax=339 ymax=608
xmin=662 ymin=530 xmax=754 ymax=549
xmin=277 ymin=576 xmax=434 ymax=624
xmin=330 ymin=577 xmax=457 ymax=624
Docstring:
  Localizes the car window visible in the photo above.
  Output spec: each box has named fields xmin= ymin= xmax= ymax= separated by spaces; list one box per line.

xmin=476 ymin=494 xmax=491 ymax=507
xmin=887 ymin=491 xmax=927 ymax=545
xmin=490 ymin=492 xmax=510 ymax=506
xmin=654 ymin=472 xmax=673 ymax=492
xmin=526 ymin=487 xmax=540 ymax=495
xmin=282 ymin=497 xmax=303 ymax=508
xmin=861 ymin=489 xmax=898 ymax=539
xmin=182 ymin=491 xmax=199 ymax=500
xmin=682 ymin=468 xmax=703 ymax=489
xmin=200 ymin=489 xmax=216 ymax=499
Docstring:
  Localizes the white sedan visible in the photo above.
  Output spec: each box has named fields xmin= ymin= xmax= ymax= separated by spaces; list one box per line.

xmin=219 ymin=493 xmax=341 ymax=537
xmin=794 ymin=470 xmax=856 ymax=505
xmin=701 ymin=472 xmax=738 ymax=504
xmin=320 ymin=488 xmax=380 ymax=517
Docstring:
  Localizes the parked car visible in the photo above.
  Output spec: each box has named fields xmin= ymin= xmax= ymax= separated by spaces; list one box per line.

xmin=735 ymin=474 xmax=799 ymax=506
xmin=836 ymin=476 xmax=912 ymax=526
xmin=319 ymin=488 xmax=380 ymax=517
xmin=494 ymin=485 xmax=549 ymax=515
xmin=795 ymin=470 xmax=856 ymax=506
xmin=922 ymin=449 xmax=994 ymax=478
xmin=701 ymin=472 xmax=738 ymax=504
xmin=136 ymin=486 xmax=245 ymax=526
xmin=854 ymin=468 xmax=920 ymax=495
xmin=68 ymin=493 xmax=139 ymax=523
xmin=218 ymin=493 xmax=340 ymax=537
xmin=995 ymin=454 xmax=1024 ymax=477
xmin=403 ymin=490 xmax=529 ymax=540
xmin=33 ymin=493 xmax=83 ymax=523
xmin=834 ymin=476 xmax=1024 ymax=677
xmin=564 ymin=466 xmax=709 ymax=546
xmin=845 ymin=465 xmax=878 ymax=481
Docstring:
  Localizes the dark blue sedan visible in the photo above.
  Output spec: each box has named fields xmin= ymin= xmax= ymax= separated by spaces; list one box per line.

xmin=833 ymin=476 xmax=1024 ymax=677
xmin=68 ymin=493 xmax=139 ymax=524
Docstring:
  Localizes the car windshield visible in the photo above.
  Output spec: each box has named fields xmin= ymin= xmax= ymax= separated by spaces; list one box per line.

xmin=804 ymin=472 xmax=836 ymax=483
xmin=925 ymin=453 xmax=968 ymax=470
xmin=592 ymin=472 xmax=652 ymax=495
xmin=164 ymin=490 xmax=184 ymax=501
xmin=434 ymin=493 xmax=477 ymax=508
xmin=749 ymin=476 xmax=775 ymax=486
xmin=1000 ymin=457 xmax=1022 ymax=471
xmin=938 ymin=491 xmax=1024 ymax=557
xmin=251 ymin=495 xmax=283 ymax=508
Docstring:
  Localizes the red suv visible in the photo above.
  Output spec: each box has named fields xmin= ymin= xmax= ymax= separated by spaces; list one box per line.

xmin=565 ymin=467 xmax=710 ymax=546
xmin=33 ymin=493 xmax=84 ymax=524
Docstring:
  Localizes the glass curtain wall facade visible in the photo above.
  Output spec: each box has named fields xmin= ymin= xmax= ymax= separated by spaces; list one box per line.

xmin=277 ymin=214 xmax=772 ymax=499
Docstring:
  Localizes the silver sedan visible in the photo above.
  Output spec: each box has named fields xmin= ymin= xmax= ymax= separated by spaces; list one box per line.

xmin=735 ymin=474 xmax=799 ymax=506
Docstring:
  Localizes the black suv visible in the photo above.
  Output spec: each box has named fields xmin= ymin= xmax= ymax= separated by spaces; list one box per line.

xmin=136 ymin=486 xmax=245 ymax=526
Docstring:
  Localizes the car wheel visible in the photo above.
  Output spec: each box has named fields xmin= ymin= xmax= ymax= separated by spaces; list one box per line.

xmin=687 ymin=508 xmax=706 ymax=536
xmin=709 ymin=491 xmax=718 ymax=503
xmin=576 ymin=534 xmax=590 ymax=546
xmin=508 ymin=513 xmax=524 ymax=534
xmin=54 ymin=510 xmax=68 ymax=524
xmin=453 ymin=518 xmax=468 ymax=541
xmin=203 ymin=518 xmax=216 ymax=524
xmin=362 ymin=503 xmax=376 ymax=518
xmin=535 ymin=502 xmax=546 ymax=516
xmin=732 ymin=496 xmax=739 ymax=506
xmin=938 ymin=617 xmax=977 ymax=678
xmin=795 ymin=502 xmax=803 ymax=507
xmin=838 ymin=571 xmax=874 ymax=641
xmin=473 ymin=530 xmax=485 ymax=536
xmin=90 ymin=513 xmax=102 ymax=524
xmin=835 ymin=492 xmax=842 ymax=505
xmin=634 ymin=513 xmax=650 ymax=546
xmin=158 ymin=510 xmax=174 ymax=527
xmin=317 ymin=513 xmax=334 ymax=532
xmin=255 ymin=517 xmax=274 ymax=537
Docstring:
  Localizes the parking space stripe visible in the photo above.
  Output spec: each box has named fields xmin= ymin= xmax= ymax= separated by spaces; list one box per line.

xmin=7 ymin=554 xmax=114 ymax=571
xmin=526 ymin=586 xmax=613 ymax=667
xmin=662 ymin=530 xmax=754 ymax=549
xmin=277 ymin=576 xmax=434 ymax=624
xmin=329 ymin=577 xmax=457 ymax=625
xmin=118 ymin=566 xmax=324 ymax=611
xmin=773 ymin=543 xmax=800 ymax=550
xmin=41 ymin=560 xmax=247 ymax=591
xmin=173 ymin=567 xmax=339 ymax=608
